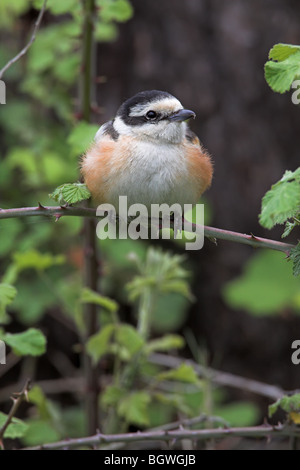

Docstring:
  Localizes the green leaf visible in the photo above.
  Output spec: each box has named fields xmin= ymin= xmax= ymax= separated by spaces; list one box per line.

xmin=223 ymin=250 xmax=300 ymax=315
xmin=289 ymin=243 xmax=300 ymax=276
xmin=67 ymin=122 xmax=99 ymax=156
xmin=151 ymin=293 xmax=189 ymax=333
xmin=21 ymin=420 xmax=60 ymax=446
xmin=0 ymin=412 xmax=28 ymax=439
xmin=47 ymin=0 xmax=78 ymax=15
xmin=28 ymin=386 xmax=56 ymax=421
xmin=86 ymin=324 xmax=115 ymax=363
xmin=115 ymin=324 xmax=144 ymax=356
xmin=94 ymin=22 xmax=118 ymax=42
xmin=2 ymin=328 xmax=47 ymax=356
xmin=145 ymin=334 xmax=185 ymax=354
xmin=80 ymin=288 xmax=118 ymax=313
xmin=101 ymin=385 xmax=126 ymax=408
xmin=156 ymin=363 xmax=199 ymax=384
xmin=98 ymin=0 xmax=134 ymax=23
xmin=269 ymin=393 xmax=300 ymax=418
xmin=49 ymin=182 xmax=91 ymax=205
xmin=282 ymin=220 xmax=297 ymax=238
xmin=264 ymin=50 xmax=300 ymax=93
xmin=154 ymin=392 xmax=192 ymax=416
xmin=12 ymin=250 xmax=65 ymax=272
xmin=0 ymin=283 xmax=17 ymax=324
xmin=215 ymin=402 xmax=260 ymax=427
xmin=268 ymin=43 xmax=300 ymax=62
xmin=259 ymin=170 xmax=300 ymax=229
xmin=118 ymin=391 xmax=150 ymax=426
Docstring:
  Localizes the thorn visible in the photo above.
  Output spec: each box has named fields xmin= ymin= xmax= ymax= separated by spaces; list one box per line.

xmin=208 ymin=236 xmax=217 ymax=245
xmin=54 ymin=214 xmax=62 ymax=222
xmin=250 ymin=232 xmax=258 ymax=240
xmin=37 ymin=202 xmax=46 ymax=209
xmin=60 ymin=204 xmax=69 ymax=209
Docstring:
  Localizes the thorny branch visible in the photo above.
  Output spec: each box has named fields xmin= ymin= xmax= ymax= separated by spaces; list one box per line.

xmin=0 ymin=205 xmax=295 ymax=254
xmin=0 ymin=379 xmax=30 ymax=449
xmin=0 ymin=1 xmax=48 ymax=80
xmin=22 ymin=422 xmax=300 ymax=450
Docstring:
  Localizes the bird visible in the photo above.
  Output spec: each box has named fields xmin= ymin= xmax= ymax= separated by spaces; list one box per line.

xmin=81 ymin=90 xmax=213 ymax=212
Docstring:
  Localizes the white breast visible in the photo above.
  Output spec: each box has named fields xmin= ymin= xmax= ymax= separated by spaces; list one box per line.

xmin=106 ymin=139 xmax=198 ymax=210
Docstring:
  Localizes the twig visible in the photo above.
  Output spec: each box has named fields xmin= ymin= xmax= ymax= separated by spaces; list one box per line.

xmin=22 ymin=422 xmax=299 ymax=450
xmin=0 ymin=1 xmax=48 ymax=80
xmin=0 ymin=379 xmax=30 ymax=449
xmin=149 ymin=353 xmax=288 ymax=400
xmin=0 ymin=206 xmax=295 ymax=254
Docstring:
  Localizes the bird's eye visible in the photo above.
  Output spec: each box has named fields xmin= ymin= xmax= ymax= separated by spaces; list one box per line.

xmin=146 ymin=110 xmax=157 ymax=120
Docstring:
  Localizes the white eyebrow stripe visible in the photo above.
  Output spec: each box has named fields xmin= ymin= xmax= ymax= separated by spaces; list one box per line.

xmin=129 ymin=97 xmax=183 ymax=117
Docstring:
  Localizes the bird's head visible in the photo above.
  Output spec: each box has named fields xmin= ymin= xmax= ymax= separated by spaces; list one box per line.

xmin=113 ymin=90 xmax=195 ymax=144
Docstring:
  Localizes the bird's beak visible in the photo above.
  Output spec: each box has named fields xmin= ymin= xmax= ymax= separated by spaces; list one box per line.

xmin=168 ymin=109 xmax=196 ymax=122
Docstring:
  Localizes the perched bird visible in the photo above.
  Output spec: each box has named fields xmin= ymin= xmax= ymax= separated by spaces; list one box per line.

xmin=81 ymin=90 xmax=213 ymax=211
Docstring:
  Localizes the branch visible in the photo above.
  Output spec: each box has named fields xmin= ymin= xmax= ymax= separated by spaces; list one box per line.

xmin=22 ymin=422 xmax=299 ymax=450
xmin=149 ymin=353 xmax=288 ymax=400
xmin=80 ymin=0 xmax=99 ymax=437
xmin=0 ymin=379 xmax=30 ymax=449
xmin=0 ymin=205 xmax=295 ymax=254
xmin=0 ymin=1 xmax=48 ymax=80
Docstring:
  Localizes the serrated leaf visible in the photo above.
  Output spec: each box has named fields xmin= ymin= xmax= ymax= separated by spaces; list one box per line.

xmin=118 ymin=391 xmax=150 ymax=426
xmin=3 ymin=328 xmax=46 ymax=356
xmin=12 ymin=250 xmax=65 ymax=272
xmin=269 ymin=393 xmax=300 ymax=418
xmin=156 ymin=363 xmax=199 ymax=384
xmin=269 ymin=43 xmax=300 ymax=62
xmin=115 ymin=324 xmax=144 ymax=356
xmin=0 ymin=283 xmax=17 ymax=324
xmin=145 ymin=334 xmax=185 ymax=354
xmin=0 ymin=412 xmax=28 ymax=439
xmin=259 ymin=178 xmax=300 ymax=229
xmin=86 ymin=324 xmax=115 ymax=363
xmin=80 ymin=288 xmax=118 ymax=313
xmin=49 ymin=182 xmax=91 ymax=205
xmin=282 ymin=220 xmax=297 ymax=238
xmin=289 ymin=243 xmax=300 ymax=276
xmin=264 ymin=50 xmax=300 ymax=93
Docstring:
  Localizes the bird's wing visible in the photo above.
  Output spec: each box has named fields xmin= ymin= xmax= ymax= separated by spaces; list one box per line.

xmin=95 ymin=120 xmax=119 ymax=143
xmin=185 ymin=127 xmax=201 ymax=147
